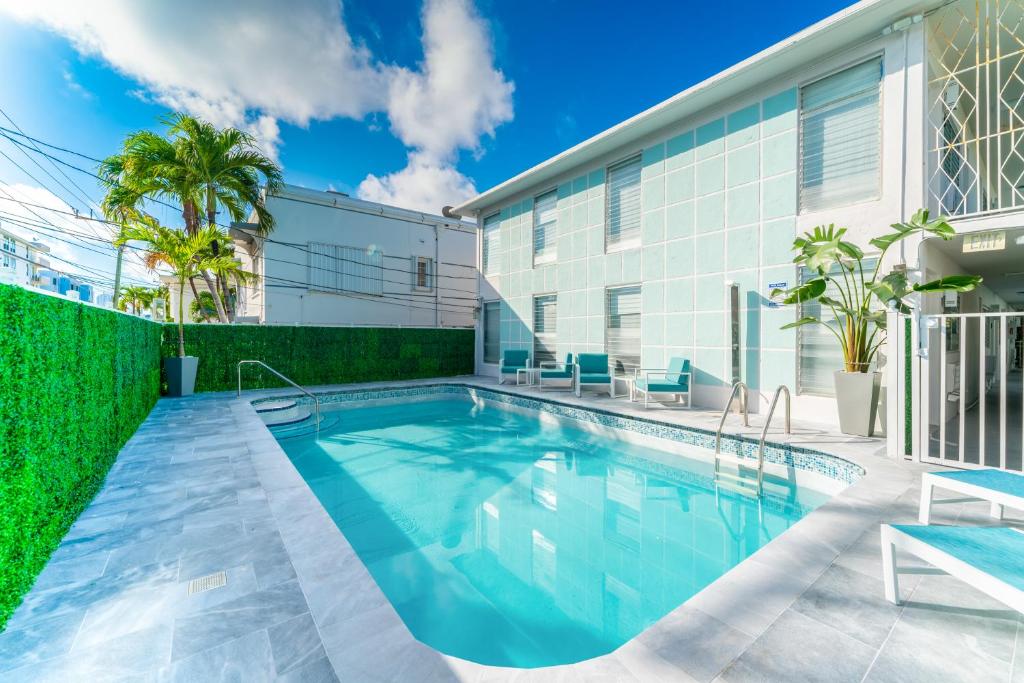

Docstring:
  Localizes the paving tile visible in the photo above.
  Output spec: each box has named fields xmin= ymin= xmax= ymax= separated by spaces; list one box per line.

xmin=170 ymin=580 xmax=310 ymax=662
xmin=276 ymin=655 xmax=339 ymax=683
xmin=863 ymin=573 xmax=1020 ymax=681
xmin=789 ymin=563 xmax=903 ymax=649
xmin=4 ymin=622 xmax=172 ymax=683
xmin=29 ymin=552 xmax=110 ymax=592
xmin=159 ymin=628 xmax=275 ymax=682
xmin=267 ymin=612 xmax=326 ymax=675
xmin=0 ymin=609 xmax=85 ymax=673
xmin=719 ymin=609 xmax=876 ymax=683
xmin=632 ymin=605 xmax=753 ymax=681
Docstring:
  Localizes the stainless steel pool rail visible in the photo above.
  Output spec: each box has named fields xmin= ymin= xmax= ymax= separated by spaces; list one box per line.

xmin=237 ymin=360 xmax=321 ymax=429
xmin=713 ymin=383 xmax=791 ymax=497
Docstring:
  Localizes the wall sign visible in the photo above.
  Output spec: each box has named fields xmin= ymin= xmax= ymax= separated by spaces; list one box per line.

xmin=766 ymin=281 xmax=788 ymax=308
xmin=963 ymin=230 xmax=1005 ymax=253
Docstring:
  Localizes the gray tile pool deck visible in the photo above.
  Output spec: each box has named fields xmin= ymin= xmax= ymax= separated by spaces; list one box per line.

xmin=1 ymin=376 xmax=1022 ymax=682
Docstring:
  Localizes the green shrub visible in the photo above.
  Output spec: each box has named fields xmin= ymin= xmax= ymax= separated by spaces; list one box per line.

xmin=163 ymin=324 xmax=475 ymax=392
xmin=0 ymin=284 xmax=161 ymax=629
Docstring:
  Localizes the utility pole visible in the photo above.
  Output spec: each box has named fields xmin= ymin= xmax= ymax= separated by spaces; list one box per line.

xmin=112 ymin=244 xmax=124 ymax=309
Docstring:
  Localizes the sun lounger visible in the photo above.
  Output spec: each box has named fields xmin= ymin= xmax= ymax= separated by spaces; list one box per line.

xmin=918 ymin=468 xmax=1024 ymax=524
xmin=880 ymin=523 xmax=1024 ymax=613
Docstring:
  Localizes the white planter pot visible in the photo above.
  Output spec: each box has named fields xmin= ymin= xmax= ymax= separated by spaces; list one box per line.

xmin=833 ymin=370 xmax=881 ymax=437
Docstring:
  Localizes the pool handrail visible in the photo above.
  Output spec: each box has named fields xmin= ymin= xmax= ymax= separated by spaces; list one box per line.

xmin=714 ymin=381 xmax=749 ymax=456
xmin=756 ymin=384 xmax=792 ymax=493
xmin=237 ymin=360 xmax=321 ymax=429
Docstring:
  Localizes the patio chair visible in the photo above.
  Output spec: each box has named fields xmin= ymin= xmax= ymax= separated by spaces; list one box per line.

xmin=918 ymin=469 xmax=1024 ymax=524
xmin=632 ymin=357 xmax=691 ymax=408
xmin=498 ymin=349 xmax=531 ymax=385
xmin=880 ymin=523 xmax=1024 ymax=614
xmin=574 ymin=353 xmax=614 ymax=398
xmin=539 ymin=353 xmax=574 ymax=391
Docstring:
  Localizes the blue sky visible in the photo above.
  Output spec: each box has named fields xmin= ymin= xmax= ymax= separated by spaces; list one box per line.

xmin=0 ymin=0 xmax=851 ymax=285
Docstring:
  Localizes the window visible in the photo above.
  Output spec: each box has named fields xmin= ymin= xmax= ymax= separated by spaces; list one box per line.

xmin=796 ymin=259 xmax=877 ymax=396
xmin=606 ymin=285 xmax=641 ymax=376
xmin=308 ymin=242 xmax=383 ymax=296
xmin=482 ymin=212 xmax=501 ymax=276
xmin=799 ymin=57 xmax=882 ymax=212
xmin=414 ymin=256 xmax=433 ymax=291
xmin=1 ymin=236 xmax=14 ymax=270
xmin=483 ymin=301 xmax=501 ymax=364
xmin=533 ymin=294 xmax=557 ymax=366
xmin=532 ymin=190 xmax=558 ymax=265
xmin=605 ymin=156 xmax=642 ymax=250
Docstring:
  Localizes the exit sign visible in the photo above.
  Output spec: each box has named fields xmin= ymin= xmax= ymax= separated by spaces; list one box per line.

xmin=963 ymin=231 xmax=1005 ymax=253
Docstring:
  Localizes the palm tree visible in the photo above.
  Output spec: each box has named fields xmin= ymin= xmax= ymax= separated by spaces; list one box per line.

xmin=119 ymin=285 xmax=150 ymax=315
xmin=99 ymin=113 xmax=282 ymax=322
xmin=115 ymin=219 xmax=245 ymax=356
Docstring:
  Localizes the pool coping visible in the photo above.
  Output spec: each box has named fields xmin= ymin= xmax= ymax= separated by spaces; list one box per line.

xmin=239 ymin=376 xmax=925 ymax=681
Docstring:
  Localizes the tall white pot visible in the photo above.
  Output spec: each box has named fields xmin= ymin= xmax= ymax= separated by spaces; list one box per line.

xmin=833 ymin=370 xmax=881 ymax=437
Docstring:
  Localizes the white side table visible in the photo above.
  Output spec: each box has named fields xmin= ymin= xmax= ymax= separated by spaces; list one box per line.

xmin=613 ymin=375 xmax=634 ymax=400
xmin=516 ymin=367 xmax=539 ymax=386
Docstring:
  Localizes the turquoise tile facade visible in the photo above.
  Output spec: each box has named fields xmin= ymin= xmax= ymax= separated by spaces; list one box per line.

xmin=486 ymin=88 xmax=800 ymax=396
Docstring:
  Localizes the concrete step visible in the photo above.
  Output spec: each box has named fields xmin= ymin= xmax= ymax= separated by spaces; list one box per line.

xmin=255 ymin=399 xmax=298 ymax=414
xmin=260 ymin=406 xmax=312 ymax=427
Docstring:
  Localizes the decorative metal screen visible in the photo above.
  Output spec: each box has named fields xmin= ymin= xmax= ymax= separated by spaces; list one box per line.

xmin=483 ymin=301 xmax=501 ymax=364
xmin=308 ymin=242 xmax=383 ymax=296
xmin=927 ymin=0 xmax=1024 ymax=217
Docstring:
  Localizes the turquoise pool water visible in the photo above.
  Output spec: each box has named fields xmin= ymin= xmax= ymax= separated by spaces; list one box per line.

xmin=277 ymin=397 xmax=829 ymax=668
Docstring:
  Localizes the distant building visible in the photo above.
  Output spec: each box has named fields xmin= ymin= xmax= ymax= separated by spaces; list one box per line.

xmin=0 ymin=223 xmax=50 ymax=287
xmin=169 ymin=184 xmax=478 ymax=327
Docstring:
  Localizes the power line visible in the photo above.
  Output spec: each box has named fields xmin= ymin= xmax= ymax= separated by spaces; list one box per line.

xmin=0 ymin=125 xmax=103 ymax=162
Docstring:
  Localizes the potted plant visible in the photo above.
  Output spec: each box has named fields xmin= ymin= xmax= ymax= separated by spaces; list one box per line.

xmin=772 ymin=209 xmax=981 ymax=437
xmin=116 ymin=219 xmax=245 ymax=396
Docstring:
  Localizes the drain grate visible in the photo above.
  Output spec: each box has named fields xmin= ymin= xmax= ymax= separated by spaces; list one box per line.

xmin=187 ymin=571 xmax=227 ymax=595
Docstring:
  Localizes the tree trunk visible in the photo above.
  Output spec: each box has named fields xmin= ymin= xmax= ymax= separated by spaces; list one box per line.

xmin=207 ymin=188 xmax=235 ymax=322
xmin=178 ymin=279 xmax=186 ymax=357
xmin=199 ymin=270 xmax=228 ymax=322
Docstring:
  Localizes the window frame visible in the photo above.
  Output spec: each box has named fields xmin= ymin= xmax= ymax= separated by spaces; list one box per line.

xmin=481 ymin=212 xmax=501 ymax=277
xmin=532 ymin=293 xmax=558 ymax=367
xmin=605 ymin=284 xmax=643 ymax=377
xmin=797 ymin=54 xmax=884 ymax=214
xmin=307 ymin=241 xmax=384 ymax=297
xmin=532 ymin=188 xmax=559 ymax=267
xmin=413 ymin=256 xmax=434 ymax=292
xmin=604 ymin=154 xmax=643 ymax=254
xmin=482 ymin=300 xmax=501 ymax=365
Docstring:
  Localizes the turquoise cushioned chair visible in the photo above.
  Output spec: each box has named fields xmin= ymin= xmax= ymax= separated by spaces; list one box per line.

xmin=633 ymin=357 xmax=691 ymax=408
xmin=539 ymin=353 xmax=574 ymax=391
xmin=498 ymin=349 xmax=530 ymax=384
xmin=574 ymin=353 xmax=614 ymax=397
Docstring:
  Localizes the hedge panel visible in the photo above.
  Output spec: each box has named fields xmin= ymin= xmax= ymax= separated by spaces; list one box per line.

xmin=163 ymin=324 xmax=475 ymax=392
xmin=0 ymin=284 xmax=162 ymax=629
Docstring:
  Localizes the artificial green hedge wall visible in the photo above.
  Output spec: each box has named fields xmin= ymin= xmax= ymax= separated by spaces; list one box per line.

xmin=163 ymin=324 xmax=475 ymax=392
xmin=0 ymin=284 xmax=162 ymax=629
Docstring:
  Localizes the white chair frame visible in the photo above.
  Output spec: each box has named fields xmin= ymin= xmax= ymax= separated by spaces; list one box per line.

xmin=631 ymin=368 xmax=691 ymax=408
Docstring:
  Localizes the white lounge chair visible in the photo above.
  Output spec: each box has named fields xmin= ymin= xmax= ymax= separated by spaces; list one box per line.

xmin=918 ymin=468 xmax=1024 ymax=524
xmin=880 ymin=524 xmax=1024 ymax=613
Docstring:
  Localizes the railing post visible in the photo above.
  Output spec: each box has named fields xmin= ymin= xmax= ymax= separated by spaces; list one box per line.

xmin=885 ymin=307 xmax=901 ymax=460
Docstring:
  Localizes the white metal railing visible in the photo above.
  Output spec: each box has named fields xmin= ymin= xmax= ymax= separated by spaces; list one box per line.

xmin=237 ymin=360 xmax=321 ymax=429
xmin=913 ymin=311 xmax=1024 ymax=472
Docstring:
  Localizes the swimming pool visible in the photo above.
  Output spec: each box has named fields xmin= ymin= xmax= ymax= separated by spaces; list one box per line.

xmin=271 ymin=388 xmax=848 ymax=668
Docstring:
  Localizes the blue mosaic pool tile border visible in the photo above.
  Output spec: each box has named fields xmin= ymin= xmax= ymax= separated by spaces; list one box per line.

xmin=253 ymin=383 xmax=865 ymax=485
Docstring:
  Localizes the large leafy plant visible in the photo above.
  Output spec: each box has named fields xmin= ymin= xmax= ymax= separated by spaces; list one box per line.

xmin=771 ymin=209 xmax=982 ymax=373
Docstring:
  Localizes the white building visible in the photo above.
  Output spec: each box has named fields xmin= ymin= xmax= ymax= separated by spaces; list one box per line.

xmin=0 ymin=223 xmax=50 ymax=287
xmin=221 ymin=184 xmax=477 ymax=328
xmin=453 ymin=0 xmax=1024 ymax=470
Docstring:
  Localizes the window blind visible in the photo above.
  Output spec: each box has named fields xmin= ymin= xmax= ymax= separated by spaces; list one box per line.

xmin=796 ymin=259 xmax=877 ymax=395
xmin=483 ymin=301 xmax=501 ymax=364
xmin=606 ymin=156 xmax=642 ymax=249
xmin=482 ymin=213 xmax=501 ymax=276
xmin=533 ymin=295 xmax=558 ymax=365
xmin=308 ymin=242 xmax=383 ymax=296
xmin=799 ymin=58 xmax=882 ymax=212
xmin=532 ymin=190 xmax=558 ymax=264
xmin=606 ymin=285 xmax=641 ymax=376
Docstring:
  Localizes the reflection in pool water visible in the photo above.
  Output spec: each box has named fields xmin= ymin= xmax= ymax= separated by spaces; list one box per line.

xmin=278 ymin=398 xmax=828 ymax=668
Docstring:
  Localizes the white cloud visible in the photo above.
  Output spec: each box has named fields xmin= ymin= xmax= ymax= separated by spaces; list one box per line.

xmin=0 ymin=182 xmax=154 ymax=285
xmin=0 ymin=0 xmax=513 ymax=210
xmin=357 ymin=152 xmax=476 ymax=213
